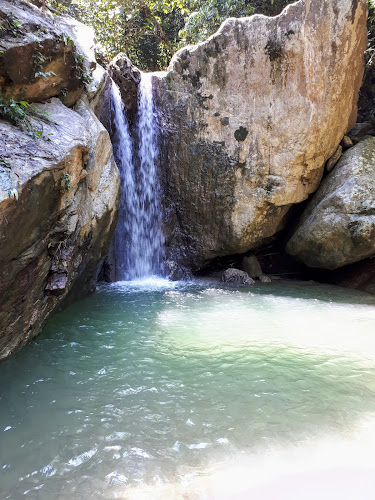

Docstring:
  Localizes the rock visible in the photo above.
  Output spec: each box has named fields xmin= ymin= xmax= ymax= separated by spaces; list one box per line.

xmin=167 ymin=260 xmax=191 ymax=281
xmin=86 ymin=64 xmax=109 ymax=110
xmin=286 ymin=137 xmax=375 ymax=270
xmin=348 ymin=122 xmax=375 ymax=144
xmin=109 ymin=53 xmax=141 ymax=114
xmin=0 ymin=0 xmax=95 ymax=106
xmin=259 ymin=275 xmax=272 ymax=283
xmin=242 ymin=254 xmax=272 ymax=282
xmin=326 ymin=146 xmax=342 ymax=172
xmin=0 ymin=98 xmax=120 ymax=360
xmin=221 ymin=268 xmax=255 ymax=286
xmin=341 ymin=135 xmax=353 ymax=149
xmin=242 ymin=254 xmax=263 ymax=277
xmin=151 ymin=0 xmax=367 ymax=271
xmin=329 ymin=257 xmax=375 ymax=296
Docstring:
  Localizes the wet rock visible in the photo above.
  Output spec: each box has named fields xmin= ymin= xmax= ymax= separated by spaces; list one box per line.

xmin=241 ymin=255 xmax=262 ymax=277
xmin=109 ymin=53 xmax=141 ymax=114
xmin=152 ymin=0 xmax=367 ymax=271
xmin=167 ymin=260 xmax=191 ymax=281
xmin=286 ymin=137 xmax=375 ymax=270
xmin=259 ymin=275 xmax=272 ymax=283
xmin=221 ymin=268 xmax=255 ymax=286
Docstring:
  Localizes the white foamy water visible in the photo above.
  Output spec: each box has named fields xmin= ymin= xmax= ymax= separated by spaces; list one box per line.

xmin=109 ymin=74 xmax=164 ymax=280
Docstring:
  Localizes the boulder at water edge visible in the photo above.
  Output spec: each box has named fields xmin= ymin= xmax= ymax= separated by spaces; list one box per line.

xmin=222 ymin=268 xmax=255 ymax=286
xmin=286 ymin=137 xmax=375 ymax=269
xmin=0 ymin=0 xmax=120 ymax=359
xmin=0 ymin=98 xmax=120 ymax=360
xmin=152 ymin=0 xmax=367 ymax=270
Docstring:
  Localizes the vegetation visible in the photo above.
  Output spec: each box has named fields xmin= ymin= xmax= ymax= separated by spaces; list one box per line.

xmin=47 ymin=0 xmax=295 ymax=70
xmin=0 ymin=95 xmax=49 ymax=138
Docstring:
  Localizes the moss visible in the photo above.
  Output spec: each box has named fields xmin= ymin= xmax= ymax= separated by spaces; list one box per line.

xmin=191 ymin=70 xmax=202 ymax=88
xmin=234 ymin=126 xmax=248 ymax=142
xmin=265 ymin=39 xmax=283 ymax=62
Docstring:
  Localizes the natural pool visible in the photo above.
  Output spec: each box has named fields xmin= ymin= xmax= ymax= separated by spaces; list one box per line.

xmin=1 ymin=279 xmax=375 ymax=499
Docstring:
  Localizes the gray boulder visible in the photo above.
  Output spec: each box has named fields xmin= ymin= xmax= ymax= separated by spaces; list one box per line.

xmin=286 ymin=137 xmax=375 ymax=269
xmin=221 ymin=268 xmax=255 ymax=286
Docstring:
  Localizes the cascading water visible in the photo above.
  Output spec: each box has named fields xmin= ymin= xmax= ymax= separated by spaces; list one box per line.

xmin=109 ymin=74 xmax=165 ymax=280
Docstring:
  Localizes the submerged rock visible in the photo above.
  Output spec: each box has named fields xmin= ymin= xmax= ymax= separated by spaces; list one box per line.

xmin=286 ymin=137 xmax=375 ymax=269
xmin=152 ymin=0 xmax=367 ymax=270
xmin=221 ymin=268 xmax=255 ymax=286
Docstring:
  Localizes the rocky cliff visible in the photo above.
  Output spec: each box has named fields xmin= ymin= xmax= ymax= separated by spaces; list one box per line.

xmin=0 ymin=1 xmax=120 ymax=360
xmin=149 ymin=0 xmax=367 ymax=271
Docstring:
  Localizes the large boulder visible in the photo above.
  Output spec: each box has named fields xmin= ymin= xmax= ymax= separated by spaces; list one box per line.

xmin=0 ymin=0 xmax=96 ymax=106
xmin=286 ymin=137 xmax=375 ymax=269
xmin=109 ymin=53 xmax=141 ymax=115
xmin=0 ymin=98 xmax=120 ymax=360
xmin=152 ymin=0 xmax=367 ymax=270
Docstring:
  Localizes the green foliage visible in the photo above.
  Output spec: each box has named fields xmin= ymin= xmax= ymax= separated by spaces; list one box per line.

xmin=0 ymin=13 xmax=23 ymax=38
xmin=0 ymin=156 xmax=20 ymax=201
xmin=72 ymin=51 xmax=93 ymax=84
xmin=60 ymin=172 xmax=71 ymax=192
xmin=48 ymin=0 xmax=189 ymax=69
xmin=0 ymin=95 xmax=49 ymax=138
xmin=181 ymin=0 xmax=295 ymax=44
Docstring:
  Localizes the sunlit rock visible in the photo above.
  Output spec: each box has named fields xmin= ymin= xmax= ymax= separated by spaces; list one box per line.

xmin=0 ymin=98 xmax=120 ymax=359
xmin=0 ymin=0 xmax=96 ymax=106
xmin=153 ymin=0 xmax=367 ymax=270
xmin=286 ymin=137 xmax=375 ymax=269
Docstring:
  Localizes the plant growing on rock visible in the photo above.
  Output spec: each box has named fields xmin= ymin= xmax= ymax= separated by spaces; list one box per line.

xmin=0 ymin=95 xmax=49 ymax=138
xmin=0 ymin=13 xmax=23 ymax=38
xmin=32 ymin=42 xmax=56 ymax=81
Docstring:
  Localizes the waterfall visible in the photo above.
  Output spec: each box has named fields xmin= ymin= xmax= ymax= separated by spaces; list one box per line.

xmin=109 ymin=75 xmax=165 ymax=280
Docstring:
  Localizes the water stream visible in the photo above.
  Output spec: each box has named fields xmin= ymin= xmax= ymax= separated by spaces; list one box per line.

xmin=109 ymin=75 xmax=164 ymax=280
xmin=1 ymin=279 xmax=375 ymax=498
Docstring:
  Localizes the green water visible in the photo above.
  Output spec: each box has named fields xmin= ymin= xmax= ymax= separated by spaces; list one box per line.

xmin=1 ymin=279 xmax=375 ymax=499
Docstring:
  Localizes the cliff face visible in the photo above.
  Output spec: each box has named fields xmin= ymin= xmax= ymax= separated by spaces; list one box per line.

xmin=0 ymin=1 xmax=120 ymax=360
xmin=150 ymin=0 xmax=367 ymax=270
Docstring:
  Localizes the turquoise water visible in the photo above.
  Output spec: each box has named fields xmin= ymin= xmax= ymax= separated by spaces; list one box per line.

xmin=1 ymin=279 xmax=375 ymax=498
